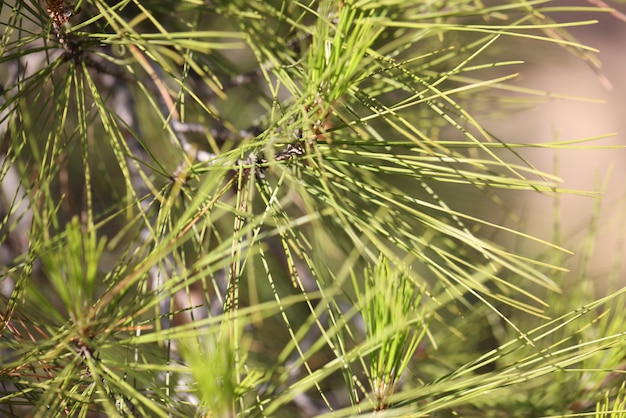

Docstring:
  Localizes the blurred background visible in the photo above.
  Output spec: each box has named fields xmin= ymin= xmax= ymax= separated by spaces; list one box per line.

xmin=481 ymin=2 xmax=626 ymax=294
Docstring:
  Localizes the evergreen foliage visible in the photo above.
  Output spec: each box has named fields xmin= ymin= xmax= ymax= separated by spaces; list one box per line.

xmin=1 ymin=0 xmax=625 ymax=416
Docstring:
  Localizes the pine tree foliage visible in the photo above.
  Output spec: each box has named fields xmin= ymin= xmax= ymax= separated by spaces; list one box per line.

xmin=1 ymin=0 xmax=625 ymax=417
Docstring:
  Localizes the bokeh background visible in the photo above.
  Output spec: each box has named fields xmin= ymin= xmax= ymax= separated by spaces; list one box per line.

xmin=482 ymin=3 xmax=626 ymax=294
